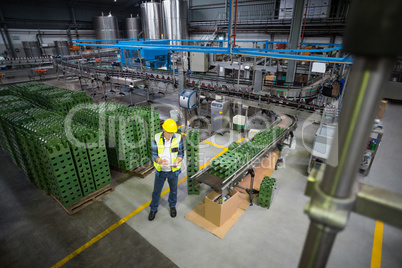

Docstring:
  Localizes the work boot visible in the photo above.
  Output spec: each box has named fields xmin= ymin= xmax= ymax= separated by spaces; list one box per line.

xmin=148 ymin=210 xmax=157 ymax=221
xmin=170 ymin=207 xmax=177 ymax=218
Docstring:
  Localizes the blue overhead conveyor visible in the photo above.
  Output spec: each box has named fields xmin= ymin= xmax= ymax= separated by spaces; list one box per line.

xmin=118 ymin=39 xmax=171 ymax=69
xmin=74 ymin=38 xmax=353 ymax=65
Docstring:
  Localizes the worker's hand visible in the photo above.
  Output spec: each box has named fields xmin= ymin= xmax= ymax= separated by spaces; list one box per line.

xmin=161 ymin=159 xmax=170 ymax=166
xmin=172 ymin=161 xmax=179 ymax=167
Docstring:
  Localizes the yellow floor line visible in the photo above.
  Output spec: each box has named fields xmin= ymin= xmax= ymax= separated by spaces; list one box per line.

xmin=235 ymin=137 xmax=244 ymax=143
xmin=370 ymin=221 xmax=384 ymax=268
xmin=53 ymin=147 xmax=227 ymax=268
xmin=202 ymin=140 xmax=227 ymax=149
xmin=52 ymin=200 xmax=152 ymax=268
xmin=52 ymin=176 xmax=187 ymax=268
xmin=200 ymin=148 xmax=227 ymax=169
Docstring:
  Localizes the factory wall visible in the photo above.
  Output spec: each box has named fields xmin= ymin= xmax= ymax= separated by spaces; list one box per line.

xmin=190 ymin=0 xmax=276 ymax=22
xmin=0 ymin=1 xmax=133 ymax=30
xmin=0 ymin=29 xmax=95 ymax=58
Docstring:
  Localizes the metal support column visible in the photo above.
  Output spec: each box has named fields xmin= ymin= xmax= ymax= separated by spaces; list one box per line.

xmin=286 ymin=0 xmax=306 ymax=84
xmin=0 ymin=28 xmax=10 ymax=54
xmin=227 ymin=0 xmax=233 ymax=51
xmin=299 ymin=0 xmax=402 ymax=266
xmin=300 ymin=57 xmax=393 ymax=267
xmin=237 ymin=56 xmax=241 ymax=87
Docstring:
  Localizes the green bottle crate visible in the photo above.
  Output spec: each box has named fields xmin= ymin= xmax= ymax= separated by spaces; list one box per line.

xmin=186 ymin=129 xmax=200 ymax=194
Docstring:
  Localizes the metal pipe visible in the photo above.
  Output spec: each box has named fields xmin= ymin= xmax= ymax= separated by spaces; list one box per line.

xmin=237 ymin=56 xmax=241 ymax=87
xmin=227 ymin=0 xmax=233 ymax=51
xmin=70 ymin=7 xmax=77 ymax=25
xmin=321 ymin=57 xmax=393 ymax=198
xmin=0 ymin=8 xmax=16 ymax=58
xmin=300 ymin=0 xmax=310 ymax=48
xmin=0 ymin=27 xmax=10 ymax=54
xmin=225 ymin=0 xmax=228 ymax=20
xmin=299 ymin=222 xmax=337 ymax=267
xmin=339 ymin=65 xmax=350 ymax=105
xmin=2 ymin=26 xmax=16 ymax=58
xmin=233 ymin=0 xmax=239 ymax=47
xmin=299 ymin=57 xmax=394 ymax=268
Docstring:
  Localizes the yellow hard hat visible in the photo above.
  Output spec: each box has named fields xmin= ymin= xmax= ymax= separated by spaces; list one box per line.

xmin=162 ymin=118 xmax=177 ymax=133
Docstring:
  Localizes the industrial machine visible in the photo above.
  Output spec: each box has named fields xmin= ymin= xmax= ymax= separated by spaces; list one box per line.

xmin=211 ymin=100 xmax=230 ymax=134
xmin=162 ymin=0 xmax=189 ymax=45
xmin=118 ymin=40 xmax=170 ymax=69
xmin=190 ymin=52 xmax=209 ymax=72
xmin=22 ymin=41 xmax=42 ymax=58
xmin=179 ymin=89 xmax=197 ymax=109
xmin=92 ymin=13 xmax=119 ymax=43
xmin=124 ymin=15 xmax=142 ymax=39
xmin=141 ymin=1 xmax=163 ymax=39
xmin=253 ymin=70 xmax=264 ymax=91
xmin=178 ymin=89 xmax=197 ymax=131
xmin=54 ymin=41 xmax=70 ymax=56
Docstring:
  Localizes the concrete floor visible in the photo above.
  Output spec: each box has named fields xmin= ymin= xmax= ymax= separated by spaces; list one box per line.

xmin=0 ymin=78 xmax=401 ymax=267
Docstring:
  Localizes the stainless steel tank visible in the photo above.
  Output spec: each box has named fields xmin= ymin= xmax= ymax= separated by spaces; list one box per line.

xmin=124 ymin=16 xmax=142 ymax=39
xmin=140 ymin=2 xmax=163 ymax=39
xmin=22 ymin=41 xmax=42 ymax=57
xmin=162 ymin=0 xmax=189 ymax=45
xmin=54 ymin=41 xmax=70 ymax=55
xmin=93 ymin=14 xmax=119 ymax=43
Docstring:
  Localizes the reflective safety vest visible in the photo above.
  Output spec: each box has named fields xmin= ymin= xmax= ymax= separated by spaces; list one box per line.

xmin=153 ymin=132 xmax=182 ymax=172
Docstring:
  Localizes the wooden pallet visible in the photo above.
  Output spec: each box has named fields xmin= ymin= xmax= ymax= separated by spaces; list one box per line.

xmin=111 ymin=161 xmax=155 ymax=178
xmin=52 ymin=184 xmax=114 ymax=215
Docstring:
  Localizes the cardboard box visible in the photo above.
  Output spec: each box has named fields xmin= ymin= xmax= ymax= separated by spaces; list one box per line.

xmin=377 ymin=100 xmax=388 ymax=119
xmin=295 ymin=73 xmax=308 ymax=83
xmin=204 ymin=190 xmax=243 ymax=227
xmin=265 ymin=75 xmax=276 ymax=82
xmin=332 ymin=83 xmax=340 ymax=97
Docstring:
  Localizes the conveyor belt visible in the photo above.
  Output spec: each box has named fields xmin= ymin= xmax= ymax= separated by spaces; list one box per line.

xmin=56 ymin=59 xmax=327 ymax=112
xmin=193 ymin=113 xmax=297 ymax=193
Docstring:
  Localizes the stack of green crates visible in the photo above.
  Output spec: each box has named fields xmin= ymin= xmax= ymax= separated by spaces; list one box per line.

xmin=145 ymin=106 xmax=161 ymax=162
xmin=21 ymin=115 xmax=60 ymax=192
xmin=0 ymin=87 xmax=10 ymax=96
xmin=41 ymin=135 xmax=83 ymax=206
xmin=234 ymin=141 xmax=258 ymax=164
xmin=0 ymin=97 xmax=25 ymax=162
xmin=210 ymin=150 xmax=243 ymax=179
xmin=112 ymin=108 xmax=140 ymax=170
xmin=131 ymin=108 xmax=149 ymax=166
xmin=72 ymin=102 xmax=161 ymax=171
xmin=228 ymin=141 xmax=239 ymax=151
xmin=0 ymin=82 xmax=164 ymax=207
xmin=1 ymin=111 xmax=35 ymax=180
xmin=0 ymin=84 xmax=112 ymax=207
xmin=209 ymin=125 xmax=284 ymax=179
xmin=70 ymin=124 xmax=97 ymax=196
xmin=85 ymin=130 xmax=112 ymax=190
xmin=9 ymin=82 xmax=93 ymax=114
xmin=258 ymin=176 xmax=277 ymax=208
xmin=186 ymin=129 xmax=199 ymax=194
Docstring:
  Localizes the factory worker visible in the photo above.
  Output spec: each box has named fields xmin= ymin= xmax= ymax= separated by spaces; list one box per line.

xmin=149 ymin=118 xmax=184 ymax=221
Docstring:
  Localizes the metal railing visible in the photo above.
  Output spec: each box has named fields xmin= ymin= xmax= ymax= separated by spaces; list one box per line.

xmin=199 ymin=12 xmax=227 ymax=46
